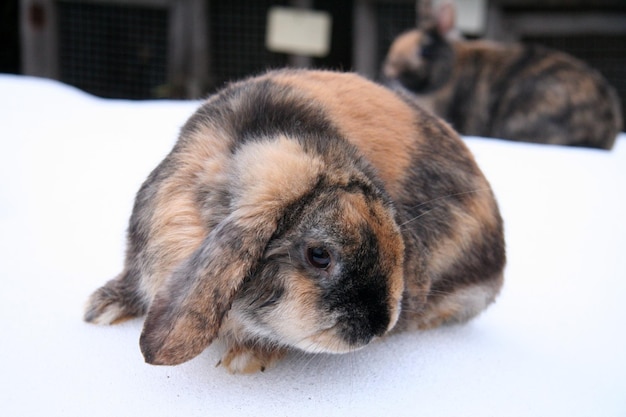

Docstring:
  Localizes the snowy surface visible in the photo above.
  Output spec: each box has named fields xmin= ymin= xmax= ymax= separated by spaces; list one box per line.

xmin=1 ymin=74 xmax=625 ymax=416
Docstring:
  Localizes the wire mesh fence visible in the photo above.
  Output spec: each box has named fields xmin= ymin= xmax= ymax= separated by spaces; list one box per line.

xmin=50 ymin=0 xmax=625 ymax=120
xmin=58 ymin=1 xmax=169 ymax=99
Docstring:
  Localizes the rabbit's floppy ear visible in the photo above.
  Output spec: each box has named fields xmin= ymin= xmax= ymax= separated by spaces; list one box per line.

xmin=435 ymin=1 xmax=456 ymax=36
xmin=139 ymin=136 xmax=324 ymax=366
xmin=139 ymin=210 xmax=279 ymax=366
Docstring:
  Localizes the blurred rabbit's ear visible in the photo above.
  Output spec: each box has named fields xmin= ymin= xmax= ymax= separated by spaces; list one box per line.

xmin=435 ymin=1 xmax=456 ymax=36
xmin=139 ymin=210 xmax=279 ymax=366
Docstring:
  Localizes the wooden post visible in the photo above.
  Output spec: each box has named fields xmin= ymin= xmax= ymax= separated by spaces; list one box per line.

xmin=353 ymin=0 xmax=377 ymax=79
xmin=20 ymin=0 xmax=59 ymax=79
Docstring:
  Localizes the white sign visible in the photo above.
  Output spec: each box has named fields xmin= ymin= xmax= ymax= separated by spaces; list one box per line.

xmin=266 ymin=7 xmax=332 ymax=57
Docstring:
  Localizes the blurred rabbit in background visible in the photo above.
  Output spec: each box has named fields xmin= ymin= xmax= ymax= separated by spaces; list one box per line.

xmin=383 ymin=1 xmax=623 ymax=150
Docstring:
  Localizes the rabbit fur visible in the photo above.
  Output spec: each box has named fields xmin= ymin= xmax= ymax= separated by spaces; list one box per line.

xmin=84 ymin=69 xmax=506 ymax=373
xmin=382 ymin=2 xmax=623 ymax=149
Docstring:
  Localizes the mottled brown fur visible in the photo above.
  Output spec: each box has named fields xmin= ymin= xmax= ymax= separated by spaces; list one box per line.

xmin=269 ymin=71 xmax=416 ymax=195
xmin=84 ymin=69 xmax=505 ymax=373
xmin=382 ymin=3 xmax=622 ymax=150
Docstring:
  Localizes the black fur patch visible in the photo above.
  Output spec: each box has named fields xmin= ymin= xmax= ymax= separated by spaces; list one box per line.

xmin=395 ymin=31 xmax=454 ymax=94
xmin=445 ymin=51 xmax=483 ymax=134
xmin=486 ymin=45 xmax=546 ymax=133
xmin=322 ymin=225 xmax=391 ymax=345
xmin=428 ymin=217 xmax=505 ymax=300
xmin=189 ymin=78 xmax=344 ymax=153
xmin=395 ymin=113 xmax=479 ymax=250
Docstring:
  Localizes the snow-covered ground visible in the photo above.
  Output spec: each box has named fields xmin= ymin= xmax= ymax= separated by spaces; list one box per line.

xmin=1 ymin=75 xmax=624 ymax=417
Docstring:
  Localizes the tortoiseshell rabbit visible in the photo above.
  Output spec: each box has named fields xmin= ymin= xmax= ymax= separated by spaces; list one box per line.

xmin=383 ymin=2 xmax=622 ymax=149
xmin=84 ymin=69 xmax=505 ymax=374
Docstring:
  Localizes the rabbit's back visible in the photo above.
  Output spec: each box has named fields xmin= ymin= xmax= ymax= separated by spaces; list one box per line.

xmin=422 ymin=41 xmax=622 ymax=149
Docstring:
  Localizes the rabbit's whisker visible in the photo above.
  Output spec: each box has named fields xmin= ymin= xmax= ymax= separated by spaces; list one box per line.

xmin=399 ymin=188 xmax=490 ymax=229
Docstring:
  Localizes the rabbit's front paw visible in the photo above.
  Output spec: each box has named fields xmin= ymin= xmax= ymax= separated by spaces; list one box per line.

xmin=218 ymin=344 xmax=286 ymax=374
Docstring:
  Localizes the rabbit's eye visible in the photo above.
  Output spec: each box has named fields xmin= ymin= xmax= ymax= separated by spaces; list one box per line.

xmin=421 ymin=45 xmax=435 ymax=58
xmin=306 ymin=247 xmax=332 ymax=269
xmin=420 ymin=34 xmax=437 ymax=59
xmin=421 ymin=42 xmax=435 ymax=59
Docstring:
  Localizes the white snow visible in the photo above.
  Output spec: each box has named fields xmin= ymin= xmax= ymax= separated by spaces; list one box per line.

xmin=1 ymin=74 xmax=625 ymax=417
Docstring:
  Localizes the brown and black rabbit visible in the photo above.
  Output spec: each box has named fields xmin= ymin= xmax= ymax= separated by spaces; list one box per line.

xmin=382 ymin=2 xmax=623 ymax=150
xmin=84 ymin=69 xmax=506 ymax=374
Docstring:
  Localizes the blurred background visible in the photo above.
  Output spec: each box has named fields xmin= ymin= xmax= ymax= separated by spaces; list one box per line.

xmin=2 ymin=0 xmax=625 ymax=121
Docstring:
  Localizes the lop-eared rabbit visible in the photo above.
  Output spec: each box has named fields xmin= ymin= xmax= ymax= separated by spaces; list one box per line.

xmin=85 ymin=69 xmax=506 ymax=373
